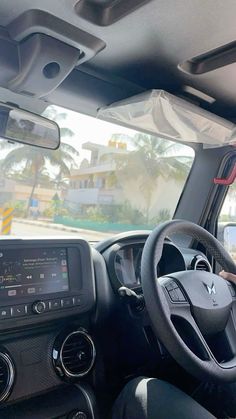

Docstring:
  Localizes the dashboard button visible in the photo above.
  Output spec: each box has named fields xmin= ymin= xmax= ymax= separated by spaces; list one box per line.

xmin=49 ymin=299 xmax=62 ymax=310
xmin=61 ymin=297 xmax=74 ymax=308
xmin=73 ymin=296 xmax=83 ymax=306
xmin=11 ymin=305 xmax=27 ymax=317
xmin=0 ymin=307 xmax=11 ymax=319
xmin=32 ymin=301 xmax=46 ymax=314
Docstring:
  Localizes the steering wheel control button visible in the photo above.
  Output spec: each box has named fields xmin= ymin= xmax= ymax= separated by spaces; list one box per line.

xmin=175 ymin=288 xmax=186 ymax=302
xmin=168 ymin=289 xmax=178 ymax=302
xmin=32 ymin=301 xmax=46 ymax=314
xmin=165 ymin=280 xmax=177 ymax=291
xmin=165 ymin=280 xmax=186 ymax=303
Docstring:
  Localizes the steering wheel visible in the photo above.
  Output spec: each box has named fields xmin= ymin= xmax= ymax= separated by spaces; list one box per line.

xmin=141 ymin=220 xmax=236 ymax=383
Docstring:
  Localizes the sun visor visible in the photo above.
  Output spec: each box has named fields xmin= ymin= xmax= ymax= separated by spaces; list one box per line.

xmin=98 ymin=90 xmax=236 ymax=148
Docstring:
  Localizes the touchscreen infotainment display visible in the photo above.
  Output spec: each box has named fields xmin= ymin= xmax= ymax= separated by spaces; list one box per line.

xmin=0 ymin=247 xmax=69 ymax=298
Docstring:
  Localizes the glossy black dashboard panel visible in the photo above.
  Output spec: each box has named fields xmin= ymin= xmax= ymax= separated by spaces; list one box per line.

xmin=0 ymin=238 xmax=96 ymax=330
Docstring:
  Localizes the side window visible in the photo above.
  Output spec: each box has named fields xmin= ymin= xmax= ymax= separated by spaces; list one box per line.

xmin=218 ymin=184 xmax=236 ymax=262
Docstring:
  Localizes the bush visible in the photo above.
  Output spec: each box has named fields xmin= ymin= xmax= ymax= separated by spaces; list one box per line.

xmin=85 ymin=207 xmax=108 ymax=223
xmin=151 ymin=208 xmax=171 ymax=225
xmin=84 ymin=202 xmax=145 ymax=225
xmin=3 ymin=200 xmax=26 ymax=217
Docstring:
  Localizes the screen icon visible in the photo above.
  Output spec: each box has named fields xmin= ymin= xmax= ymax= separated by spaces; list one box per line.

xmin=8 ymin=289 xmax=16 ymax=296
xmin=27 ymin=287 xmax=35 ymax=294
xmin=40 ymin=273 xmax=45 ymax=279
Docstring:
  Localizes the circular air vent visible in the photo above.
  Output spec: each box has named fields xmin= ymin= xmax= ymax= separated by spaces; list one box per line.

xmin=0 ymin=352 xmax=15 ymax=402
xmin=53 ymin=330 xmax=96 ymax=378
xmin=192 ymin=256 xmax=212 ymax=272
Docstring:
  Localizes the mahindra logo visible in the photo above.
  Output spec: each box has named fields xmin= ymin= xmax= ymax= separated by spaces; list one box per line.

xmin=204 ymin=282 xmax=216 ymax=295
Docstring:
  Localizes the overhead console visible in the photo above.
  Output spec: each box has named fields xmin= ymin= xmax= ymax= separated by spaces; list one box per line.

xmin=0 ymin=10 xmax=105 ymax=98
xmin=0 ymin=238 xmax=95 ymax=330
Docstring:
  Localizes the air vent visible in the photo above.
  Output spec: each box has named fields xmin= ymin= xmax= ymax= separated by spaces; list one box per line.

xmin=0 ymin=353 xmax=15 ymax=402
xmin=54 ymin=330 xmax=96 ymax=378
xmin=192 ymin=256 xmax=212 ymax=272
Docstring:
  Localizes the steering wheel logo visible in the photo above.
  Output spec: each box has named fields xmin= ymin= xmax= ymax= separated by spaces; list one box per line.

xmin=203 ymin=282 xmax=216 ymax=295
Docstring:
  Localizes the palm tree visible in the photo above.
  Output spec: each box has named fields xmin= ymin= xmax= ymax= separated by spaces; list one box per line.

xmin=2 ymin=105 xmax=79 ymax=215
xmin=118 ymin=133 xmax=192 ymax=222
xmin=43 ymin=106 xmax=74 ymax=139
xmin=3 ymin=142 xmax=79 ymax=214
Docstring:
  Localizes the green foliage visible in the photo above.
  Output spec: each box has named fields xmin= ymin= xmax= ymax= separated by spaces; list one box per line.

xmin=43 ymin=200 xmax=69 ymax=219
xmin=219 ymin=214 xmax=236 ymax=222
xmin=43 ymin=106 xmax=75 ymax=139
xmin=75 ymin=202 xmax=145 ymax=225
xmin=116 ymin=202 xmax=145 ymax=224
xmin=51 ymin=196 xmax=69 ymax=217
xmin=150 ymin=208 xmax=171 ymax=225
xmin=2 ymin=141 xmax=79 ymax=215
xmin=115 ymin=133 xmax=192 ymax=222
xmin=85 ymin=207 xmax=108 ymax=223
xmin=4 ymin=200 xmax=26 ymax=217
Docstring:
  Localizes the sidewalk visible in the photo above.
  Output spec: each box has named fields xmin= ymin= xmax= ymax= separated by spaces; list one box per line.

xmin=14 ymin=218 xmax=112 ymax=240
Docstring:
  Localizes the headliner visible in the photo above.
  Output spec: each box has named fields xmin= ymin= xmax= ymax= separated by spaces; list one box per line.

xmin=0 ymin=0 xmax=236 ymax=121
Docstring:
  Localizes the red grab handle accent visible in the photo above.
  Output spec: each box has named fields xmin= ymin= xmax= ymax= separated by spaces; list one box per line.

xmin=214 ymin=163 xmax=236 ymax=185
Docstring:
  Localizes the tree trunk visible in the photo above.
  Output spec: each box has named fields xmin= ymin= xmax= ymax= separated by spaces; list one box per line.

xmin=145 ymin=190 xmax=152 ymax=224
xmin=26 ymin=164 xmax=39 ymax=216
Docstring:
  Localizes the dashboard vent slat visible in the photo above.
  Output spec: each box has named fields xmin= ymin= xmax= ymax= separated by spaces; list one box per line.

xmin=59 ymin=330 xmax=96 ymax=378
xmin=192 ymin=256 xmax=212 ymax=273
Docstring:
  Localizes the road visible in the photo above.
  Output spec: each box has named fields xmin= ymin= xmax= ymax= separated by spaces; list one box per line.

xmin=9 ymin=220 xmax=112 ymax=242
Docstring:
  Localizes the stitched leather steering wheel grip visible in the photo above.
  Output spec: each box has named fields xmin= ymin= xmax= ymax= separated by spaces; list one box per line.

xmin=141 ymin=219 xmax=236 ymax=383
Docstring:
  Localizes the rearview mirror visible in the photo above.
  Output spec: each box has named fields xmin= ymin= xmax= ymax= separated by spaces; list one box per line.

xmin=0 ymin=104 xmax=60 ymax=149
xmin=218 ymin=222 xmax=236 ymax=262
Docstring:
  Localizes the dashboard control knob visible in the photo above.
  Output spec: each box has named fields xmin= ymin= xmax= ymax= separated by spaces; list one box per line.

xmin=32 ymin=301 xmax=46 ymax=314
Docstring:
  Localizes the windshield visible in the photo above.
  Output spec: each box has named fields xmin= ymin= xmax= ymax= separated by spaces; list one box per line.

xmin=0 ymin=105 xmax=194 ymax=242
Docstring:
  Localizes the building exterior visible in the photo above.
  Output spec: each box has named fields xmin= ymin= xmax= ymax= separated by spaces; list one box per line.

xmin=65 ymin=140 xmax=185 ymax=221
xmin=0 ymin=177 xmax=61 ymax=213
xmin=66 ymin=140 xmax=128 ymax=210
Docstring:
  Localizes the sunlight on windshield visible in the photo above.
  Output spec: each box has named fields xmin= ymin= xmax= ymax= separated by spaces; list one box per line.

xmin=0 ymin=105 xmax=194 ymax=241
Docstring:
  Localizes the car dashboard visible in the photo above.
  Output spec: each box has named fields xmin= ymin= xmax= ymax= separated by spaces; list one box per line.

xmin=102 ymin=233 xmax=212 ymax=293
xmin=0 ymin=233 xmax=212 ymax=418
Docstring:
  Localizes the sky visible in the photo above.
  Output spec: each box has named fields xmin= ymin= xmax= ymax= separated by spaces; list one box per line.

xmin=48 ymin=104 xmax=137 ymax=165
xmin=0 ymin=103 xmax=195 ymax=175
xmin=46 ymin=104 xmax=195 ymax=167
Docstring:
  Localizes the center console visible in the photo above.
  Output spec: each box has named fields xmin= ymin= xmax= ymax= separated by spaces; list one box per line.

xmin=0 ymin=238 xmax=95 ymax=329
xmin=0 ymin=238 xmax=98 ymax=417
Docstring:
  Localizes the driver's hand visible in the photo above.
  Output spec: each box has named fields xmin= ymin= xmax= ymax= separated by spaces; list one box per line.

xmin=219 ymin=270 xmax=236 ymax=284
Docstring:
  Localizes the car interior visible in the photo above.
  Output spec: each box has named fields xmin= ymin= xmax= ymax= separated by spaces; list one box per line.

xmin=0 ymin=1 xmax=235 ymax=418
